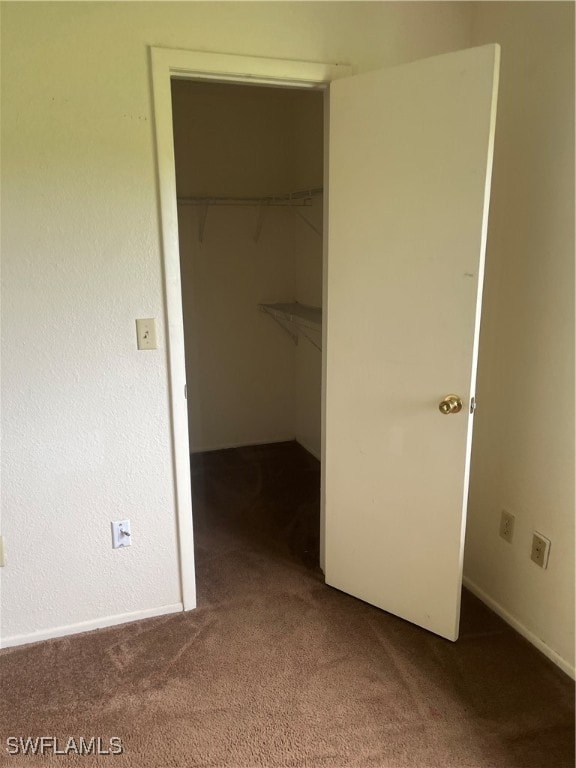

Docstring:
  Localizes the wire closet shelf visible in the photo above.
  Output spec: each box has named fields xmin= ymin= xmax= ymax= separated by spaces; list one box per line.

xmin=258 ymin=302 xmax=322 ymax=350
xmin=177 ymin=187 xmax=323 ymax=242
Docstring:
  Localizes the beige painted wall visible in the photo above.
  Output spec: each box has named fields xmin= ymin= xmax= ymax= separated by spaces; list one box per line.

xmin=465 ymin=2 xmax=575 ymax=675
xmin=2 ymin=0 xmax=572 ymax=676
xmin=172 ymin=81 xmax=323 ymax=453
xmin=1 ymin=1 xmax=473 ymax=644
xmin=294 ymin=194 xmax=324 ymax=458
xmin=177 ymin=204 xmax=297 ymax=451
xmin=172 ymin=82 xmax=323 ymax=198
xmin=292 ymin=94 xmax=324 ymax=458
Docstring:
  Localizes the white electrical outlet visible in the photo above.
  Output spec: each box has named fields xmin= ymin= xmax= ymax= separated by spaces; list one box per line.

xmin=531 ymin=532 xmax=550 ymax=568
xmin=111 ymin=520 xmax=132 ymax=549
xmin=499 ymin=510 xmax=515 ymax=543
xmin=136 ymin=318 xmax=157 ymax=350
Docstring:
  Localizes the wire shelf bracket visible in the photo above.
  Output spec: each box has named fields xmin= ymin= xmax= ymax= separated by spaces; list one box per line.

xmin=258 ymin=302 xmax=322 ymax=350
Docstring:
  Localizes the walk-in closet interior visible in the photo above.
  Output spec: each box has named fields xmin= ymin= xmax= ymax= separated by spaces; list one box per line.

xmin=172 ymin=79 xmax=325 ymax=565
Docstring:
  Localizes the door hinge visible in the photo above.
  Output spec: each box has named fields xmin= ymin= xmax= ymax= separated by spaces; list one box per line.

xmin=470 ymin=396 xmax=477 ymax=414
xmin=184 ymin=384 xmax=187 ymax=400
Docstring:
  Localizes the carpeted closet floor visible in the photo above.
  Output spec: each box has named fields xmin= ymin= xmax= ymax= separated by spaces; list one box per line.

xmin=1 ymin=442 xmax=574 ymax=767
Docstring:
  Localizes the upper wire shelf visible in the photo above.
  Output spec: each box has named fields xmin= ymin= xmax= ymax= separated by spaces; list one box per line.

xmin=177 ymin=187 xmax=322 ymax=208
xmin=177 ymin=187 xmax=323 ymax=242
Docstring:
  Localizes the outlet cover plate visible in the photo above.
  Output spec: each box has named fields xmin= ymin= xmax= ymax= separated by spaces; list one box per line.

xmin=499 ymin=510 xmax=515 ymax=543
xmin=531 ymin=532 xmax=551 ymax=568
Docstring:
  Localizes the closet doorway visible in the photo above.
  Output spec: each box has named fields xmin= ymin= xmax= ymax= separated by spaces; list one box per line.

xmin=171 ymin=80 xmax=325 ymax=579
xmin=152 ymin=46 xmax=499 ymax=643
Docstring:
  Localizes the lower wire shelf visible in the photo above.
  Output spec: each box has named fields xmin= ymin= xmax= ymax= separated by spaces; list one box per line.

xmin=258 ymin=302 xmax=322 ymax=350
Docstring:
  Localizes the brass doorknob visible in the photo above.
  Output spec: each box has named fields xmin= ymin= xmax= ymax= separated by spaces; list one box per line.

xmin=439 ymin=395 xmax=463 ymax=415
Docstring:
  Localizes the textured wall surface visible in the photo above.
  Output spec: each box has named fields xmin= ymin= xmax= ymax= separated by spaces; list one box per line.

xmin=1 ymin=1 xmax=472 ymax=644
xmin=466 ymin=2 xmax=575 ymax=674
xmin=4 ymin=2 xmax=572 ymax=675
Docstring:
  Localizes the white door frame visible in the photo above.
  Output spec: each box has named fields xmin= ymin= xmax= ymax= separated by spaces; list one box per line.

xmin=149 ymin=47 xmax=351 ymax=610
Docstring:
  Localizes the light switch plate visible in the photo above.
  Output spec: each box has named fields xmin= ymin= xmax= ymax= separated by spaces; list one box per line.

xmin=111 ymin=520 xmax=132 ymax=549
xmin=136 ymin=318 xmax=157 ymax=350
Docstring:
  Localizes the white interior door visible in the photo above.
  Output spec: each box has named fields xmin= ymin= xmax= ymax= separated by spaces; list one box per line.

xmin=324 ymin=44 xmax=500 ymax=641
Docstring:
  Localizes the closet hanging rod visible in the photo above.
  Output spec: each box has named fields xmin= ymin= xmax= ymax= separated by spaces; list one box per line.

xmin=177 ymin=187 xmax=323 ymax=208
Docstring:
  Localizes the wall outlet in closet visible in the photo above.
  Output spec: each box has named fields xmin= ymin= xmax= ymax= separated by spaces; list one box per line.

xmin=499 ymin=510 xmax=515 ymax=544
xmin=531 ymin=532 xmax=551 ymax=568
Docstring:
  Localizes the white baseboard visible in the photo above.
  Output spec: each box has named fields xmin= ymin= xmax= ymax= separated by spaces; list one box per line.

xmin=0 ymin=603 xmax=184 ymax=650
xmin=462 ymin=577 xmax=575 ymax=679
xmin=191 ymin=436 xmax=295 ymax=454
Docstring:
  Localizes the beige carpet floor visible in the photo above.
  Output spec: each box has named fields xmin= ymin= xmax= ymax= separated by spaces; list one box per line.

xmin=1 ymin=442 xmax=574 ymax=767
